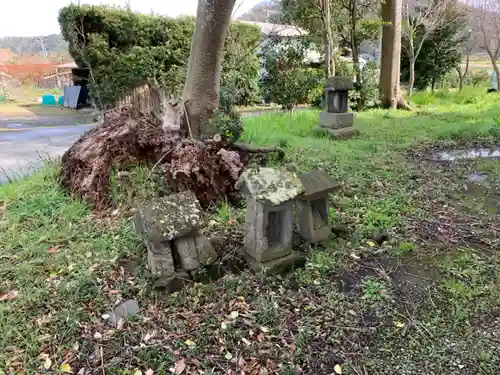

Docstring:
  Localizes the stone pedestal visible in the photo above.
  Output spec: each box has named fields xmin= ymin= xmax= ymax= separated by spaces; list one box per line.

xmin=316 ymin=76 xmax=358 ymax=140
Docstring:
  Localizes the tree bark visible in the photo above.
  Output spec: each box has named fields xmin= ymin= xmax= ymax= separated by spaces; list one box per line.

xmin=409 ymin=58 xmax=415 ymax=96
xmin=321 ymin=0 xmax=335 ymax=78
xmin=350 ymin=0 xmax=361 ymax=84
xmin=181 ymin=0 xmax=236 ymax=139
xmin=379 ymin=0 xmax=409 ymax=109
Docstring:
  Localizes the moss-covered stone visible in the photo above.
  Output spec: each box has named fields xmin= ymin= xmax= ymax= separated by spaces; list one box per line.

xmin=236 ymin=167 xmax=304 ymax=206
xmin=135 ymin=191 xmax=206 ymax=242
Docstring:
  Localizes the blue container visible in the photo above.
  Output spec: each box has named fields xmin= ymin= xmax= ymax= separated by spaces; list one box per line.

xmin=42 ymin=94 xmax=57 ymax=106
xmin=58 ymin=96 xmax=64 ymax=105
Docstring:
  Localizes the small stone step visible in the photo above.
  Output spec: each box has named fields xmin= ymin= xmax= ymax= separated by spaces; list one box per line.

xmin=315 ymin=126 xmax=360 ymax=140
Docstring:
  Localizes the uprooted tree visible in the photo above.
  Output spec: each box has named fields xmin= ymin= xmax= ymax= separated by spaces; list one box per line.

xmin=59 ymin=1 xmax=283 ymax=210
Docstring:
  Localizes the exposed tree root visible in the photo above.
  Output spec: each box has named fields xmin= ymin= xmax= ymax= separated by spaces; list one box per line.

xmin=60 ymin=106 xmax=282 ymax=210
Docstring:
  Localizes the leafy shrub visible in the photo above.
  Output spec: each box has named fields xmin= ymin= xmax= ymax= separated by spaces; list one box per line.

xmin=259 ymin=37 xmax=323 ymax=110
xmin=468 ymin=69 xmax=490 ymax=87
xmin=58 ymin=5 xmax=261 ymax=108
xmin=351 ymin=61 xmax=379 ymax=111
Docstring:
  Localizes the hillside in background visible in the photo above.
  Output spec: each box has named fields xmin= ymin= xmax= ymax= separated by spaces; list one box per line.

xmin=238 ymin=0 xmax=282 ymax=22
xmin=0 ymin=34 xmax=67 ymax=55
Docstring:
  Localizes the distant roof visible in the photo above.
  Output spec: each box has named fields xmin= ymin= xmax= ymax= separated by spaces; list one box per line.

xmin=55 ymin=62 xmax=78 ymax=69
xmin=238 ymin=20 xmax=307 ymax=37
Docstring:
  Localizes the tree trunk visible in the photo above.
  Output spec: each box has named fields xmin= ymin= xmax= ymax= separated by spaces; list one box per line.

xmin=493 ymin=60 xmax=500 ymax=90
xmin=408 ymin=58 xmax=415 ymax=96
xmin=181 ymin=0 xmax=236 ymax=138
xmin=322 ymin=26 xmax=333 ymax=78
xmin=350 ymin=0 xmax=361 ymax=84
xmin=321 ymin=0 xmax=335 ymax=78
xmin=379 ymin=0 xmax=409 ymax=109
xmin=457 ymin=67 xmax=464 ymax=91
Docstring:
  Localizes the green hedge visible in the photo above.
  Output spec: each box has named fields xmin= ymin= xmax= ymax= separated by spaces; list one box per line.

xmin=58 ymin=5 xmax=261 ymax=107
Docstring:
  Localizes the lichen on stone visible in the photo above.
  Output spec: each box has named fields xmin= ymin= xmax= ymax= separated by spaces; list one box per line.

xmin=236 ymin=167 xmax=304 ymax=206
xmin=136 ymin=191 xmax=206 ymax=241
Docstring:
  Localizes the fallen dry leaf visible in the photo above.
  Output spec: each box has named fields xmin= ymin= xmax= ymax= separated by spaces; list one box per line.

xmin=394 ymin=321 xmax=405 ymax=328
xmin=184 ymin=339 xmax=196 ymax=348
xmin=334 ymin=364 xmax=343 ymax=374
xmin=145 ymin=369 xmax=154 ymax=375
xmin=172 ymin=358 xmax=186 ymax=374
xmin=0 ymin=290 xmax=19 ymax=301
xmin=43 ymin=357 xmax=52 ymax=370
xmin=59 ymin=362 xmax=73 ymax=373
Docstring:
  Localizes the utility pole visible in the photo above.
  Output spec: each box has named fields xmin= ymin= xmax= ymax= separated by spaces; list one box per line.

xmin=39 ymin=36 xmax=47 ymax=59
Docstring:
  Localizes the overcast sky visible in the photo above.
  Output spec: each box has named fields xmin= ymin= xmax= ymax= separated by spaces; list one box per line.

xmin=0 ymin=0 xmax=262 ymax=37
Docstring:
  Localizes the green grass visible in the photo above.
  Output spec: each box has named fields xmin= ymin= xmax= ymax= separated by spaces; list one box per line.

xmin=0 ymin=86 xmax=499 ymax=374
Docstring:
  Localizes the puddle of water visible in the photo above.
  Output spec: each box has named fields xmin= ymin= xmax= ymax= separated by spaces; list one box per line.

xmin=434 ymin=148 xmax=500 ymax=161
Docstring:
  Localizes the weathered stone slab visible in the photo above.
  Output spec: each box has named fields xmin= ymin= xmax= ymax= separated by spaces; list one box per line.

xmin=325 ymin=76 xmax=355 ymax=91
xmin=236 ymin=167 xmax=304 ymax=206
xmin=245 ymin=251 xmax=305 ymax=275
xmin=300 ymin=170 xmax=340 ymax=198
xmin=194 ymin=233 xmax=218 ymax=265
xmin=319 ymin=112 xmax=354 ymax=129
xmin=135 ymin=191 xmax=205 ymax=242
xmin=315 ymin=126 xmax=360 ymax=140
xmin=174 ymin=236 xmax=200 ymax=270
xmin=296 ymin=197 xmax=331 ymax=243
xmin=146 ymin=240 xmax=176 ymax=279
xmin=244 ymin=197 xmax=293 ymax=262
xmin=107 ymin=299 xmax=141 ymax=326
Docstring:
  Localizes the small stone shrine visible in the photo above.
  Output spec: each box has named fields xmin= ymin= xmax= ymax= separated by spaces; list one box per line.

xmin=135 ymin=191 xmax=217 ymax=291
xmin=296 ymin=170 xmax=340 ymax=243
xmin=316 ymin=76 xmax=360 ymax=139
xmin=236 ymin=167 xmax=305 ymax=273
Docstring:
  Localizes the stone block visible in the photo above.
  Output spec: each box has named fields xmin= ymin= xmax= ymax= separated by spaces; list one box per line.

xmin=194 ymin=232 xmax=218 ymax=265
xmin=146 ymin=240 xmax=175 ymax=279
xmin=173 ymin=236 xmax=200 ymax=271
xmin=319 ymin=112 xmax=354 ymax=129
xmin=245 ymin=251 xmax=305 ymax=275
xmin=315 ymin=126 xmax=360 ymax=140
xmin=153 ymin=271 xmax=190 ymax=293
xmin=135 ymin=191 xmax=205 ymax=242
xmin=296 ymin=197 xmax=331 ymax=243
xmin=244 ymin=197 xmax=294 ymax=262
xmin=325 ymin=76 xmax=355 ymax=91
xmin=326 ymin=90 xmax=349 ymax=113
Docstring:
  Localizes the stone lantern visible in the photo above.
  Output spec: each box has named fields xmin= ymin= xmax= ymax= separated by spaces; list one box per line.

xmin=236 ymin=167 xmax=305 ymax=274
xmin=316 ymin=76 xmax=359 ymax=139
xmin=296 ymin=170 xmax=340 ymax=243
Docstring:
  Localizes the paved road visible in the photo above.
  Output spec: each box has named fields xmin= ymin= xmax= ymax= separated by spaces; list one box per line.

xmin=0 ymin=107 xmax=312 ymax=184
xmin=0 ymin=124 xmax=94 ymax=184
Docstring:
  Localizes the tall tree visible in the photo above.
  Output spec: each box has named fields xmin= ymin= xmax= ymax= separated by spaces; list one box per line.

xmin=379 ymin=0 xmax=409 ymax=109
xmin=281 ymin=0 xmax=337 ymax=77
xmin=402 ymin=0 xmax=460 ymax=95
xmin=337 ymin=0 xmax=381 ymax=83
xmin=401 ymin=12 xmax=466 ymax=91
xmin=181 ymin=0 xmax=237 ymax=138
xmin=475 ymin=0 xmax=500 ymax=90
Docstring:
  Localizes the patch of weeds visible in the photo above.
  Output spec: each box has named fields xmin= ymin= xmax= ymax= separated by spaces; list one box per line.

xmin=109 ymin=164 xmax=166 ymax=208
xmin=360 ymin=277 xmax=389 ymax=302
xmin=393 ymin=241 xmax=416 ymax=256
